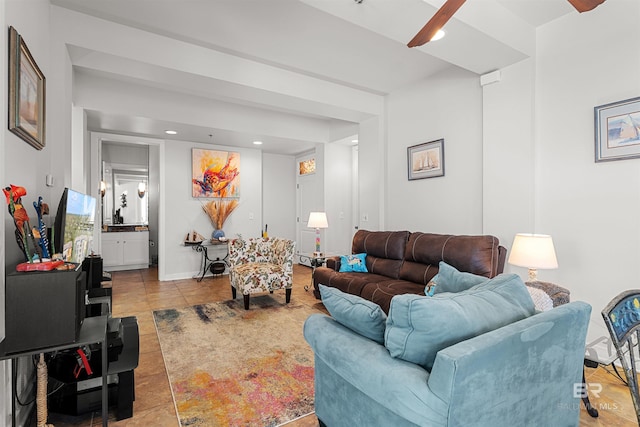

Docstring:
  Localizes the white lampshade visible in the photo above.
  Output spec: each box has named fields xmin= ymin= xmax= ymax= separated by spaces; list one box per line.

xmin=307 ymin=212 xmax=328 ymax=229
xmin=508 ymin=233 xmax=558 ymax=281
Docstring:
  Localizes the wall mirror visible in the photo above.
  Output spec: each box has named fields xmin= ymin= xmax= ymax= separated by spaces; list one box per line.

xmin=102 ymin=142 xmax=149 ymax=225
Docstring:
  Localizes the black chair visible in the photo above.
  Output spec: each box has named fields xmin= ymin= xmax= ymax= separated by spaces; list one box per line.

xmin=602 ymin=289 xmax=640 ymax=425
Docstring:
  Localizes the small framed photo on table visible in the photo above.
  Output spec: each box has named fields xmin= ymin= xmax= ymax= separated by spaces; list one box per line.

xmin=407 ymin=139 xmax=444 ymax=180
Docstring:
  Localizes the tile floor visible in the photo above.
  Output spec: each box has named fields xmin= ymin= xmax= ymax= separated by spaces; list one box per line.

xmin=40 ymin=264 xmax=636 ymax=426
xmin=43 ymin=264 xmax=322 ymax=427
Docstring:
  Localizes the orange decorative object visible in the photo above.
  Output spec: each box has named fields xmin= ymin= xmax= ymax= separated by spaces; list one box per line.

xmin=3 ymin=184 xmax=26 ymax=204
xmin=16 ymin=260 xmax=64 ymax=272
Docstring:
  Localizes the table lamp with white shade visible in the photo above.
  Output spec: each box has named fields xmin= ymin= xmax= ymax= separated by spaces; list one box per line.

xmin=508 ymin=233 xmax=558 ymax=281
xmin=307 ymin=212 xmax=328 ymax=257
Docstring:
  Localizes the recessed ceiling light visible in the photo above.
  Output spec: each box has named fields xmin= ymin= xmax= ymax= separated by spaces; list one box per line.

xmin=253 ymin=140 xmax=263 ymax=145
xmin=430 ymin=29 xmax=445 ymax=42
xmin=351 ymin=139 xmax=358 ymax=143
xmin=165 ymin=130 xmax=177 ymax=135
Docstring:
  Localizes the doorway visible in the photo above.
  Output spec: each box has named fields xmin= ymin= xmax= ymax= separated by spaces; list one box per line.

xmin=91 ymin=133 xmax=163 ymax=272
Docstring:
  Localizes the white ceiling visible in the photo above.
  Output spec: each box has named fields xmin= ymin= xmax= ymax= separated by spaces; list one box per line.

xmin=51 ymin=0 xmax=577 ymax=154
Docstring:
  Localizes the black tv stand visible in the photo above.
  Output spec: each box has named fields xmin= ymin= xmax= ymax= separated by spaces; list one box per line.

xmin=49 ymin=256 xmax=139 ymax=422
xmin=47 ymin=316 xmax=139 ymax=421
xmin=2 ymin=261 xmax=139 ymax=426
xmin=0 ymin=316 xmax=109 ymax=427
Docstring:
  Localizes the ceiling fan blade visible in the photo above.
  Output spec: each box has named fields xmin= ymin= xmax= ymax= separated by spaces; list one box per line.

xmin=567 ymin=0 xmax=605 ymax=12
xmin=408 ymin=0 xmax=466 ymax=48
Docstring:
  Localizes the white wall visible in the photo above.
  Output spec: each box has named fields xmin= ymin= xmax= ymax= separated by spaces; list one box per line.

xmin=3 ymin=0 xmax=59 ymax=266
xmin=162 ymin=142 xmax=262 ymax=280
xmin=71 ymin=106 xmax=86 ymax=192
xmin=482 ymin=58 xmax=536 ymax=249
xmin=535 ymin=1 xmax=640 ymax=340
xmin=324 ymin=143 xmax=354 ymax=255
xmin=2 ymin=1 xmax=69 ymax=424
xmin=262 ymin=153 xmax=296 ymax=241
xmin=358 ymin=116 xmax=384 ymax=230
xmin=382 ymin=2 xmax=640 ymax=348
xmin=480 ymin=1 xmax=640 ymax=344
xmin=103 ymin=142 xmax=149 ymax=166
xmin=385 ymin=66 xmax=483 ymax=234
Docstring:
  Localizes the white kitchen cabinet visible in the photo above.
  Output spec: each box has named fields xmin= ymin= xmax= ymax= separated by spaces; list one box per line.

xmin=101 ymin=231 xmax=149 ymax=270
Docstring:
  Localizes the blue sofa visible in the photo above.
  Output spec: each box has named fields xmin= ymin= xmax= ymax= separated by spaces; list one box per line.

xmin=304 ymin=277 xmax=591 ymax=427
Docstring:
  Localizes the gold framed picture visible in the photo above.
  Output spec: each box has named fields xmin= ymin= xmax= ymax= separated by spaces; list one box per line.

xmin=8 ymin=26 xmax=46 ymax=150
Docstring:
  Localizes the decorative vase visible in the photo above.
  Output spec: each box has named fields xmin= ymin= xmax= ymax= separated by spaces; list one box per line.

xmin=212 ymin=229 xmax=225 ymax=240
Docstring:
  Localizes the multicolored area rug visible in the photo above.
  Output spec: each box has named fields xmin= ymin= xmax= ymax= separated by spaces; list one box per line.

xmin=153 ymin=296 xmax=317 ymax=427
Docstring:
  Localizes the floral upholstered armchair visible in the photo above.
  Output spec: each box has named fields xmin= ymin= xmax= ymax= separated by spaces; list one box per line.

xmin=228 ymin=237 xmax=296 ymax=310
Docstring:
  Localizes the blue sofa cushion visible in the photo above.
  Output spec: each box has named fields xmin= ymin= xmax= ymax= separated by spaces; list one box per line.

xmin=319 ymin=284 xmax=387 ymax=343
xmin=338 ymin=253 xmax=368 ymax=273
xmin=385 ymin=273 xmax=536 ymax=370
xmin=431 ymin=261 xmax=488 ymax=295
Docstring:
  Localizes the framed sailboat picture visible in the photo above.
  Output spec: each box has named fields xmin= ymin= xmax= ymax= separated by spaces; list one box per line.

xmin=407 ymin=139 xmax=444 ymax=180
xmin=595 ymin=96 xmax=640 ymax=162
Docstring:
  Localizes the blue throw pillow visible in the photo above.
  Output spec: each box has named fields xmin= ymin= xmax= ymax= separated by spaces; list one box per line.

xmin=338 ymin=253 xmax=368 ymax=273
xmin=386 ymin=273 xmax=536 ymax=370
xmin=430 ymin=261 xmax=488 ymax=295
xmin=319 ymin=284 xmax=386 ymax=343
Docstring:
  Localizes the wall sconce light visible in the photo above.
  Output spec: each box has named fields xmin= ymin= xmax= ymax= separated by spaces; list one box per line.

xmin=100 ymin=180 xmax=106 ymax=198
xmin=138 ymin=181 xmax=146 ymax=198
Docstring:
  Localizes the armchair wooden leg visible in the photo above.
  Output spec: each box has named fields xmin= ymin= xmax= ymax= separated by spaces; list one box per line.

xmin=243 ymin=294 xmax=250 ymax=310
xmin=231 ymin=286 xmax=236 ymax=299
xmin=582 ymin=366 xmax=599 ymax=417
xmin=286 ymin=288 xmax=291 ymax=304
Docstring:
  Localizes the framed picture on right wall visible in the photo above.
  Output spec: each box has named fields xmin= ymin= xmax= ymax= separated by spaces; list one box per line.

xmin=595 ymin=96 xmax=640 ymax=162
xmin=407 ymin=138 xmax=444 ymax=180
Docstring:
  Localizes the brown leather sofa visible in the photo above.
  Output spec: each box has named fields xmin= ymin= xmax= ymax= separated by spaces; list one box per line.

xmin=313 ymin=230 xmax=507 ymax=313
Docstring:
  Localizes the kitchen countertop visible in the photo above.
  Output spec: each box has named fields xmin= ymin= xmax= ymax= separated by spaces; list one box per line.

xmin=102 ymin=225 xmax=149 ymax=232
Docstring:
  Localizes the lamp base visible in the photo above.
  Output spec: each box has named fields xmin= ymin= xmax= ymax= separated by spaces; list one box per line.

xmin=528 ymin=268 xmax=538 ymax=281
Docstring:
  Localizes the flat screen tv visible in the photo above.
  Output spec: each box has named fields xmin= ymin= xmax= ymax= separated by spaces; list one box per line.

xmin=54 ymin=188 xmax=97 ymax=263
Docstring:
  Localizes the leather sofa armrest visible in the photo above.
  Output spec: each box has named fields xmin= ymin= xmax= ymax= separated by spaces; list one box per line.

xmin=325 ymin=256 xmax=341 ymax=271
xmin=497 ymin=245 xmax=507 ymax=275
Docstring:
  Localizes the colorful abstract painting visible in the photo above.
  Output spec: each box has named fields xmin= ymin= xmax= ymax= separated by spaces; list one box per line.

xmin=153 ymin=297 xmax=316 ymax=426
xmin=192 ymin=149 xmax=240 ymax=198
